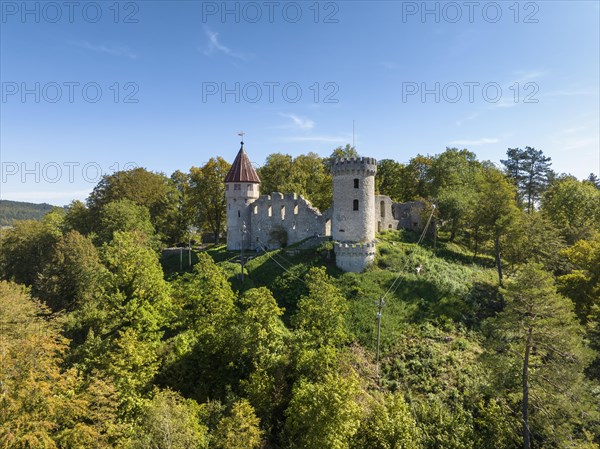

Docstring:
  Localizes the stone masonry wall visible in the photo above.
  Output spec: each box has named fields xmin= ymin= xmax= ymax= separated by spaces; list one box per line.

xmin=334 ymin=242 xmax=376 ymax=272
xmin=249 ymin=192 xmax=329 ymax=249
xmin=331 ymin=157 xmax=377 ymax=243
xmin=225 ymin=182 xmax=259 ymax=250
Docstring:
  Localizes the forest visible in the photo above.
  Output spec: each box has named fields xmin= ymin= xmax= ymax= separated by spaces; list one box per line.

xmin=0 ymin=200 xmax=59 ymax=227
xmin=0 ymin=145 xmax=599 ymax=449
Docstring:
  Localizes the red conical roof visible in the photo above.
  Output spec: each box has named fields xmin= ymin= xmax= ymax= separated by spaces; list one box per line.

xmin=224 ymin=143 xmax=261 ymax=183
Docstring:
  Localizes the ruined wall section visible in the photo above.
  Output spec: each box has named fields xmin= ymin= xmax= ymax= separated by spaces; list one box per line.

xmin=375 ymin=195 xmax=400 ymax=232
xmin=392 ymin=201 xmax=424 ymax=233
xmin=249 ymin=193 xmax=330 ymax=249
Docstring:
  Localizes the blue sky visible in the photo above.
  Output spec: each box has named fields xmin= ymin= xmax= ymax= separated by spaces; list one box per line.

xmin=1 ymin=0 xmax=599 ymax=205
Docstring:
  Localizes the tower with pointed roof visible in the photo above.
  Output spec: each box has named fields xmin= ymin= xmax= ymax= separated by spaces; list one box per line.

xmin=224 ymin=140 xmax=261 ymax=250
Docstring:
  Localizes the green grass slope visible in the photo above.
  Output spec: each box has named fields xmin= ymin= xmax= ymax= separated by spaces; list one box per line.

xmin=190 ymin=230 xmax=500 ymax=350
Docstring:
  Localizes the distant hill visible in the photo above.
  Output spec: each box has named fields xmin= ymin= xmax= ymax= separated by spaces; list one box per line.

xmin=0 ymin=200 xmax=61 ymax=226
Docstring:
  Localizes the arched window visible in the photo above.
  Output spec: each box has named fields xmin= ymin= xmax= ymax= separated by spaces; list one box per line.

xmin=353 ymin=199 xmax=359 ymax=211
xmin=380 ymin=200 xmax=385 ymax=218
xmin=354 ymin=178 xmax=359 ymax=188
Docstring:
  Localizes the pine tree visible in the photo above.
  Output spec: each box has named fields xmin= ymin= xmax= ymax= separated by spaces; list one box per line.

xmin=587 ymin=173 xmax=600 ymax=189
xmin=501 ymin=147 xmax=553 ymax=213
xmin=486 ymin=264 xmax=596 ymax=448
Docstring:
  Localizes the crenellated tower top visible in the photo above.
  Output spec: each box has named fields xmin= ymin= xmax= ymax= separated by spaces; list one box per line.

xmin=331 ymin=157 xmax=377 ymax=176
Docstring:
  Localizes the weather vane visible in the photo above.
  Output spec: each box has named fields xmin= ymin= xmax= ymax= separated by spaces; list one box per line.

xmin=238 ymin=131 xmax=245 ymax=145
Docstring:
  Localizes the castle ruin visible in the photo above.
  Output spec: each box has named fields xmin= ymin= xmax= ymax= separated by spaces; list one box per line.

xmin=224 ymin=142 xmax=423 ymax=272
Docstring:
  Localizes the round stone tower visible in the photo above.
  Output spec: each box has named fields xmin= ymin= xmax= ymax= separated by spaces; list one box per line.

xmin=331 ymin=156 xmax=378 ymax=272
xmin=331 ymin=157 xmax=377 ymax=243
xmin=225 ymin=141 xmax=260 ymax=250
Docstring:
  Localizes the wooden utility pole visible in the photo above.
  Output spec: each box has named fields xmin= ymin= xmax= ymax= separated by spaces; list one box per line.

xmin=240 ymin=221 xmax=246 ymax=282
xmin=522 ymin=327 xmax=532 ymax=449
xmin=188 ymin=236 xmax=192 ymax=268
xmin=375 ymin=297 xmax=385 ymax=386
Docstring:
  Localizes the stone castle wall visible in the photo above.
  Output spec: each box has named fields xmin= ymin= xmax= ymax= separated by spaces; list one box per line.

xmin=393 ymin=201 xmax=424 ymax=232
xmin=334 ymin=241 xmax=376 ymax=272
xmin=375 ymin=195 xmax=399 ymax=232
xmin=225 ymin=153 xmax=425 ymax=271
xmin=375 ymin=195 xmax=425 ymax=233
xmin=249 ymin=192 xmax=330 ymax=250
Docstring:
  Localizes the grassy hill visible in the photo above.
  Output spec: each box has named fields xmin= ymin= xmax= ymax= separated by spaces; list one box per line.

xmin=165 ymin=230 xmax=501 ymax=356
xmin=0 ymin=199 xmax=59 ymax=226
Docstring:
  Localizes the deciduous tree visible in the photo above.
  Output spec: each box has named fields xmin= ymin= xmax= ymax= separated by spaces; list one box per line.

xmin=352 ymin=392 xmax=420 ymax=449
xmin=541 ymin=177 xmax=600 ymax=244
xmin=35 ymin=230 xmax=106 ymax=311
xmin=284 ymin=372 xmax=362 ymax=449
xmin=189 ymin=158 xmax=230 ymax=243
xmin=213 ymin=400 xmax=262 ymax=449
xmin=87 ymin=168 xmax=179 ymax=243
xmin=473 ymin=165 xmax=520 ymax=288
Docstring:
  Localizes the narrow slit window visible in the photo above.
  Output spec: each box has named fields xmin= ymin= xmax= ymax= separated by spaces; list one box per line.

xmin=354 ymin=178 xmax=359 ymax=188
xmin=268 ymin=206 xmax=272 ymax=217
xmin=281 ymin=205 xmax=285 ymax=220
xmin=380 ymin=200 xmax=385 ymax=218
xmin=353 ymin=199 xmax=359 ymax=211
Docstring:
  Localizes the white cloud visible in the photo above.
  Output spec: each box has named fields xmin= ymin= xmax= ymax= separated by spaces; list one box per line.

xmin=449 ymin=138 xmax=499 ymax=146
xmin=203 ymin=29 xmax=247 ymax=60
xmin=560 ymin=137 xmax=599 ymax=151
xmin=543 ymin=88 xmax=599 ymax=98
xmin=279 ymin=113 xmax=315 ymax=130
xmin=456 ymin=112 xmax=479 ymax=126
xmin=512 ymin=70 xmax=545 ymax=84
xmin=72 ymin=41 xmax=137 ymax=59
